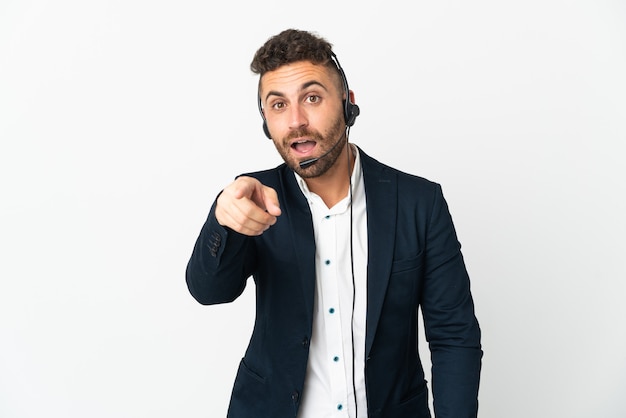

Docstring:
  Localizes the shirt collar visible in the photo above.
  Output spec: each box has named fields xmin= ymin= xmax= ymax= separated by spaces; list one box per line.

xmin=294 ymin=144 xmax=363 ymax=211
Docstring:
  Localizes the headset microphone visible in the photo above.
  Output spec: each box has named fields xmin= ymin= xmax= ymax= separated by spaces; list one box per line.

xmin=298 ymin=129 xmax=347 ymax=169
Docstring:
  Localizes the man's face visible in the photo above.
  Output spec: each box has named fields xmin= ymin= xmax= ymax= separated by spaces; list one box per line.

xmin=259 ymin=61 xmax=346 ymax=178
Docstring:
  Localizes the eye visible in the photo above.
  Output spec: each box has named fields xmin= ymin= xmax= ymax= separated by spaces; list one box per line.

xmin=271 ymin=101 xmax=286 ymax=110
xmin=306 ymin=95 xmax=321 ymax=104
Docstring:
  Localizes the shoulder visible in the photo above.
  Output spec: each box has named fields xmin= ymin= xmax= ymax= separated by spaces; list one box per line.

xmin=358 ymin=146 xmax=442 ymax=196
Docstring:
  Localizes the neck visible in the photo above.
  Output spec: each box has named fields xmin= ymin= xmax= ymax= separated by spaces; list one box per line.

xmin=304 ymin=143 xmax=355 ymax=208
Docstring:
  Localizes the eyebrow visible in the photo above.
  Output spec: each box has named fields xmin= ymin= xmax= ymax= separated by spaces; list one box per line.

xmin=263 ymin=80 xmax=328 ymax=102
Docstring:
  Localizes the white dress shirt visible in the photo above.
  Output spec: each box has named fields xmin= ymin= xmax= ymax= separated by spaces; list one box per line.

xmin=296 ymin=145 xmax=368 ymax=418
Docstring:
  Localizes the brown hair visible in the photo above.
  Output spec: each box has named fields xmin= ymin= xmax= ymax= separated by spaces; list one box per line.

xmin=250 ymin=29 xmax=337 ymax=77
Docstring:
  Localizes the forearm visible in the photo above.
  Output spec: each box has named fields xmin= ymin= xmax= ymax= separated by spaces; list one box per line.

xmin=430 ymin=336 xmax=482 ymax=417
xmin=424 ymin=253 xmax=482 ymax=417
xmin=186 ymin=202 xmax=256 ymax=305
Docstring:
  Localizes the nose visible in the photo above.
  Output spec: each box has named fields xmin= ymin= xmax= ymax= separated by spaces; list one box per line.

xmin=288 ymin=104 xmax=308 ymax=130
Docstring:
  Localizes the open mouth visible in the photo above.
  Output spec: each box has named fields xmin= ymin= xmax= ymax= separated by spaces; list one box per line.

xmin=291 ymin=139 xmax=317 ymax=155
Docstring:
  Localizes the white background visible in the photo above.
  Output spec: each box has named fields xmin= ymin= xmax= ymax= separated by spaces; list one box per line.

xmin=1 ymin=1 xmax=625 ymax=417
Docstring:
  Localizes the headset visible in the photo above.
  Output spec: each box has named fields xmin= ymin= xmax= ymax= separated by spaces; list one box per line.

xmin=257 ymin=51 xmax=360 ymax=139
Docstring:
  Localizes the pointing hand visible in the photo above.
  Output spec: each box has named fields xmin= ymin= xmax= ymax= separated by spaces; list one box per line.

xmin=215 ymin=176 xmax=282 ymax=236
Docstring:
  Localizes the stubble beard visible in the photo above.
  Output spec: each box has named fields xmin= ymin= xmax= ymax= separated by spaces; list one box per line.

xmin=275 ymin=115 xmax=346 ymax=179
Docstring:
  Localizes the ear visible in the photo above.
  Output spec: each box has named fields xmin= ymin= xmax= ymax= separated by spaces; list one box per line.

xmin=348 ymin=89 xmax=356 ymax=104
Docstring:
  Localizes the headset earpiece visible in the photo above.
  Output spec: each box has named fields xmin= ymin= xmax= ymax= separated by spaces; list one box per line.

xmin=332 ymin=52 xmax=360 ymax=127
xmin=344 ymin=100 xmax=360 ymax=127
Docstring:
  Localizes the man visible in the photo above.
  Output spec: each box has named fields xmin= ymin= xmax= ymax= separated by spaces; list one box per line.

xmin=186 ymin=29 xmax=482 ymax=418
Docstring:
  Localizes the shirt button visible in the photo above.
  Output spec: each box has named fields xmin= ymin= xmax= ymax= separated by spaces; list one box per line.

xmin=329 ymin=307 xmax=335 ymax=314
xmin=325 ymin=215 xmax=330 ymax=219
xmin=337 ymin=404 xmax=343 ymax=410
xmin=291 ymin=391 xmax=299 ymax=402
xmin=333 ymin=356 xmax=340 ymax=362
xmin=325 ymin=259 xmax=331 ymax=265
